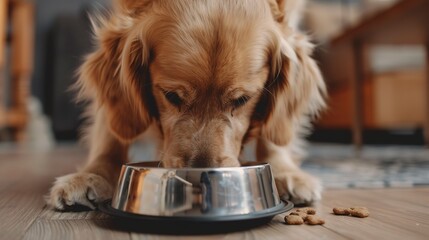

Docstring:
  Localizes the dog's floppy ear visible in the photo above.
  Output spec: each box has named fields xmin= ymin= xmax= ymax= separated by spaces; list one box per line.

xmin=268 ymin=0 xmax=286 ymax=22
xmin=78 ymin=19 xmax=155 ymax=143
xmin=255 ymin=34 xmax=326 ymax=146
xmin=267 ymin=0 xmax=305 ymax=29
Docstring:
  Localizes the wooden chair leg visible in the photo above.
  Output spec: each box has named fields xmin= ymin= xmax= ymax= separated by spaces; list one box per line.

xmin=351 ymin=41 xmax=365 ymax=152
xmin=425 ymin=43 xmax=429 ymax=147
xmin=10 ymin=1 xmax=34 ymax=141
xmin=0 ymin=0 xmax=7 ymax=129
xmin=0 ymin=0 xmax=6 ymax=68
xmin=11 ymin=74 xmax=31 ymax=141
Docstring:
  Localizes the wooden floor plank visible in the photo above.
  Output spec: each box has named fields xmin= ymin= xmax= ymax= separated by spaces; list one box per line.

xmin=38 ymin=208 xmax=109 ymax=221
xmin=23 ymin=220 xmax=131 ymax=240
xmin=129 ymin=211 xmax=346 ymax=240
xmin=0 ymin=145 xmax=87 ymax=240
xmin=318 ymin=189 xmax=429 ymax=240
xmin=130 ymin=232 xmax=246 ymax=240
xmin=0 ymin=193 xmax=46 ymax=240
xmin=367 ymin=188 xmax=429 ymax=208
xmin=259 ymin=213 xmax=347 ymax=240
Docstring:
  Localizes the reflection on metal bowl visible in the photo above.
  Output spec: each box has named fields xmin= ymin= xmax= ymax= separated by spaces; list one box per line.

xmin=110 ymin=161 xmax=289 ymax=218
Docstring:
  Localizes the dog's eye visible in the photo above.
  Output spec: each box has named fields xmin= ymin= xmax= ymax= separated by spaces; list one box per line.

xmin=232 ymin=95 xmax=250 ymax=109
xmin=163 ymin=91 xmax=182 ymax=107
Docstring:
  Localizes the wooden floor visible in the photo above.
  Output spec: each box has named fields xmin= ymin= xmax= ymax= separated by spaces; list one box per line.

xmin=1 ymin=145 xmax=428 ymax=240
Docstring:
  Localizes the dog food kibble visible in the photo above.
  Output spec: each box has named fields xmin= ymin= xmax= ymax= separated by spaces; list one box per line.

xmin=349 ymin=207 xmax=370 ymax=218
xmin=296 ymin=207 xmax=316 ymax=215
xmin=333 ymin=207 xmax=350 ymax=215
xmin=333 ymin=206 xmax=370 ymax=218
xmin=285 ymin=215 xmax=304 ymax=225
xmin=305 ymin=215 xmax=325 ymax=225
xmin=290 ymin=211 xmax=308 ymax=220
xmin=285 ymin=208 xmax=325 ymax=225
xmin=285 ymin=206 xmax=369 ymax=226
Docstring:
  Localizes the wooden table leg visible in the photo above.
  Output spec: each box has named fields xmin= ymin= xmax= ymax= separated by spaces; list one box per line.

xmin=351 ymin=41 xmax=365 ymax=152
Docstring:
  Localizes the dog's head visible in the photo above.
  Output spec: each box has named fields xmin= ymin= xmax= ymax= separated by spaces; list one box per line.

xmin=79 ymin=0 xmax=325 ymax=168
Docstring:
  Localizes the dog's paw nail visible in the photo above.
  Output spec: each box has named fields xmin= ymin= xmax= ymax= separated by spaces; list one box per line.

xmin=65 ymin=200 xmax=74 ymax=206
xmin=87 ymin=189 xmax=96 ymax=201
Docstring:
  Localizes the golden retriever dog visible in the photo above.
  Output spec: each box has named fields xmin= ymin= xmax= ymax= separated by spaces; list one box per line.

xmin=47 ymin=0 xmax=326 ymax=210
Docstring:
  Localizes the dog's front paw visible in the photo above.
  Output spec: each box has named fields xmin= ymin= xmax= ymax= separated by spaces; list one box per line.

xmin=274 ymin=170 xmax=322 ymax=205
xmin=47 ymin=172 xmax=113 ymax=211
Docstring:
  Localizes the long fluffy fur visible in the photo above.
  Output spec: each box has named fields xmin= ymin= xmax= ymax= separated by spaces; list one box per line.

xmin=46 ymin=0 xmax=327 ymax=210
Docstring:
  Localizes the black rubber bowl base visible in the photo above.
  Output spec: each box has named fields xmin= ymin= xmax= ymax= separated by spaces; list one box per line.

xmin=97 ymin=215 xmax=275 ymax=235
xmin=98 ymin=200 xmax=293 ymax=235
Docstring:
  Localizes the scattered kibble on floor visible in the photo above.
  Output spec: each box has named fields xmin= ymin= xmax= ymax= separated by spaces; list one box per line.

xmin=285 ymin=206 xmax=370 ymax=226
xmin=333 ymin=206 xmax=370 ymax=218
xmin=284 ymin=207 xmax=324 ymax=225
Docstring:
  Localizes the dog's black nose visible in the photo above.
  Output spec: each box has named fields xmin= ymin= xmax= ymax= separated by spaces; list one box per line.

xmin=189 ymin=153 xmax=213 ymax=168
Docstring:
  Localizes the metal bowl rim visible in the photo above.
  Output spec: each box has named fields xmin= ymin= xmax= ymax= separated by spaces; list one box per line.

xmin=124 ymin=161 xmax=270 ymax=171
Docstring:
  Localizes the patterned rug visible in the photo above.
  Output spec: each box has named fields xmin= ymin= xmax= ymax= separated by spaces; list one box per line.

xmin=303 ymin=144 xmax=429 ymax=189
xmin=130 ymin=143 xmax=429 ymax=189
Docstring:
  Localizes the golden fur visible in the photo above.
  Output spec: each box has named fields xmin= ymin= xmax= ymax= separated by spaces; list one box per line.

xmin=48 ymin=0 xmax=326 ymax=210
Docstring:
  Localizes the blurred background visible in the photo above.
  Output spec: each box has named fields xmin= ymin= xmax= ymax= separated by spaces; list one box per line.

xmin=0 ymin=0 xmax=428 ymax=187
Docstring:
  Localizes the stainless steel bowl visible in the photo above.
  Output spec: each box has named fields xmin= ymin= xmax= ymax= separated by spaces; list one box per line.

xmin=109 ymin=162 xmax=290 ymax=219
